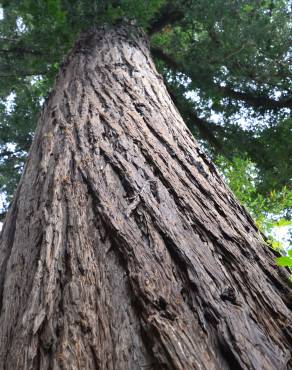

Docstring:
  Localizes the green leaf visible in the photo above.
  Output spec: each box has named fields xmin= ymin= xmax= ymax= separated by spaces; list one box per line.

xmin=242 ymin=4 xmax=254 ymax=13
xmin=276 ymin=218 xmax=292 ymax=227
xmin=276 ymin=256 xmax=292 ymax=267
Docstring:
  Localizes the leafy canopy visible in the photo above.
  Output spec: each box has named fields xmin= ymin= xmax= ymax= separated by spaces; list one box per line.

xmin=0 ymin=0 xmax=291 ymax=249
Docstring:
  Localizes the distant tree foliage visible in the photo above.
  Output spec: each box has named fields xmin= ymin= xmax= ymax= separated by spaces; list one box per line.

xmin=0 ymin=0 xmax=291 ymax=246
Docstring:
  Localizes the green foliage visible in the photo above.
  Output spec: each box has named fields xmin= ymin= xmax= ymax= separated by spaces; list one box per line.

xmin=276 ymin=251 xmax=292 ymax=281
xmin=216 ymin=154 xmax=292 ymax=280
xmin=276 ymin=255 xmax=292 ymax=267
xmin=215 ymin=155 xmax=292 ymax=248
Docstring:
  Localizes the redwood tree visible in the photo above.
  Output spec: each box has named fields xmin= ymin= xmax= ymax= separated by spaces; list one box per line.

xmin=0 ymin=25 xmax=291 ymax=370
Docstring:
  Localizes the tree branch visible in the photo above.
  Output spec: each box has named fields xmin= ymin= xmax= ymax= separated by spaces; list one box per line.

xmin=0 ymin=150 xmax=14 ymax=158
xmin=0 ymin=211 xmax=6 ymax=222
xmin=148 ymin=3 xmax=184 ymax=35
xmin=170 ymin=90 xmax=223 ymax=151
xmin=220 ymin=86 xmax=292 ymax=110
xmin=0 ymin=47 xmax=43 ymax=56
xmin=0 ymin=70 xmax=48 ymax=78
xmin=151 ymin=46 xmax=180 ymax=70
xmin=151 ymin=46 xmax=292 ymax=111
xmin=151 ymin=46 xmax=223 ymax=150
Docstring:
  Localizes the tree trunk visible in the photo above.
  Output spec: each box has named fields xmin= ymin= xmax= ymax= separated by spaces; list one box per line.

xmin=0 ymin=25 xmax=291 ymax=370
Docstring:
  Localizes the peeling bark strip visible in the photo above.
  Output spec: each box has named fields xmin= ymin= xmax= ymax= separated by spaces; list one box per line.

xmin=0 ymin=25 xmax=291 ymax=370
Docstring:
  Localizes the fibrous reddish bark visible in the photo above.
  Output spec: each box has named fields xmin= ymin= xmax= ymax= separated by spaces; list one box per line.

xmin=0 ymin=25 xmax=291 ymax=370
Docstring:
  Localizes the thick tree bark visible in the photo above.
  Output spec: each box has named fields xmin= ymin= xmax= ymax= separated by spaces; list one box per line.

xmin=0 ymin=25 xmax=291 ymax=370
